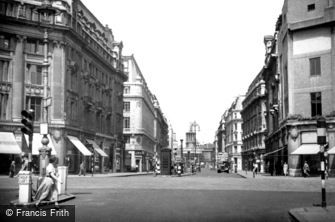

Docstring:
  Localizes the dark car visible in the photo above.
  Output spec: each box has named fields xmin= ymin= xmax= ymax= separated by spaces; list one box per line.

xmin=217 ymin=161 xmax=230 ymax=173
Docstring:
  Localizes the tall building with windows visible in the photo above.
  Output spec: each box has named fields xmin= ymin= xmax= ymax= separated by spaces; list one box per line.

xmin=0 ymin=0 xmax=127 ymax=174
xmin=241 ymin=70 xmax=267 ymax=173
xmin=122 ymin=55 xmax=168 ymax=172
xmin=264 ymin=0 xmax=335 ymax=176
xmin=223 ymin=96 xmax=245 ymax=171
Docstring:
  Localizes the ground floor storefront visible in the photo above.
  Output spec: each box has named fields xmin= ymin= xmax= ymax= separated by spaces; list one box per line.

xmin=265 ymin=119 xmax=335 ymax=177
xmin=0 ymin=126 xmax=125 ymax=175
xmin=125 ymin=150 xmax=154 ymax=172
xmin=241 ymin=149 xmax=265 ymax=173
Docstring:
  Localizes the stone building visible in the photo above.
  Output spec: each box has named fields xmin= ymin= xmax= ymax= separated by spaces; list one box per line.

xmin=0 ymin=0 xmax=127 ymax=174
xmin=223 ymin=96 xmax=245 ymax=171
xmin=264 ymin=0 xmax=335 ymax=176
xmin=241 ymin=70 xmax=267 ymax=173
xmin=122 ymin=55 xmax=168 ymax=172
xmin=262 ymin=31 xmax=282 ymax=176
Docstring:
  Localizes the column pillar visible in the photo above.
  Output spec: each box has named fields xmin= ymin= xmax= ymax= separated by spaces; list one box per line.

xmin=12 ymin=35 xmax=26 ymax=121
xmin=52 ymin=129 xmax=66 ymax=166
xmin=288 ymin=128 xmax=301 ymax=176
xmin=131 ymin=151 xmax=136 ymax=170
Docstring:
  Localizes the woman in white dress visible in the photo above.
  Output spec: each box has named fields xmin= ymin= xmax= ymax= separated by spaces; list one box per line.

xmin=34 ymin=156 xmax=62 ymax=207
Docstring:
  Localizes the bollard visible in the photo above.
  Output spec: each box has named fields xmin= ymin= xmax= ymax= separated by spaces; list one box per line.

xmin=57 ymin=166 xmax=68 ymax=195
xmin=18 ymin=171 xmax=32 ymax=204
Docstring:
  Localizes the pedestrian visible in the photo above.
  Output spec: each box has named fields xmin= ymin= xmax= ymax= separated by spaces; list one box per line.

xmin=9 ymin=161 xmax=15 ymax=178
xmin=16 ymin=154 xmax=28 ymax=177
xmin=34 ymin=156 xmax=63 ymax=207
xmin=303 ymin=161 xmax=310 ymax=177
xmin=78 ymin=160 xmax=86 ymax=176
xmin=283 ymin=162 xmax=288 ymax=176
xmin=269 ymin=162 xmax=274 ymax=176
xmin=252 ymin=162 xmax=258 ymax=178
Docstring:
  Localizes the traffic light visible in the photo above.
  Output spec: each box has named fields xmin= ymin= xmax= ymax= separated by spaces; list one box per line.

xmin=21 ymin=109 xmax=34 ymax=135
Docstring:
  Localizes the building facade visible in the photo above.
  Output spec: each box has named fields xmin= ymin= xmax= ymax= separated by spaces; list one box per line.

xmin=199 ymin=143 xmax=215 ymax=168
xmin=264 ymin=0 xmax=335 ymax=176
xmin=0 ymin=0 xmax=127 ymax=174
xmin=223 ymin=96 xmax=245 ymax=171
xmin=122 ymin=55 xmax=168 ymax=172
xmin=241 ymin=70 xmax=267 ymax=173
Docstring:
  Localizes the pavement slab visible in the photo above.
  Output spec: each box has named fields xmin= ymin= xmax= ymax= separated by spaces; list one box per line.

xmin=288 ymin=206 xmax=335 ymax=222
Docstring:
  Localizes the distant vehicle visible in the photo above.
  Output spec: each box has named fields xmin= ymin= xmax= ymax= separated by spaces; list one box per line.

xmin=217 ymin=161 xmax=230 ymax=173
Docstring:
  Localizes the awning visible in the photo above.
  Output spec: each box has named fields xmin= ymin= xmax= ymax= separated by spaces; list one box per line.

xmin=0 ymin=132 xmax=22 ymax=154
xmin=67 ymin=136 xmax=92 ymax=156
xmin=291 ymin=144 xmax=320 ymax=155
xmin=327 ymin=147 xmax=335 ymax=154
xmin=86 ymin=139 xmax=108 ymax=157
xmin=263 ymin=147 xmax=284 ymax=157
xmin=24 ymin=134 xmax=57 ymax=155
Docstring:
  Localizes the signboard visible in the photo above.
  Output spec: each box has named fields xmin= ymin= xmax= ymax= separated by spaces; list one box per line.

xmin=18 ymin=172 xmax=32 ymax=185
xmin=135 ymin=150 xmax=143 ymax=155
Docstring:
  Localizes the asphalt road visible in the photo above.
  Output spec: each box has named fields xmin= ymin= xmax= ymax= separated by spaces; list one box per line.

xmin=1 ymin=169 xmax=335 ymax=222
xmin=69 ymin=188 xmax=335 ymax=222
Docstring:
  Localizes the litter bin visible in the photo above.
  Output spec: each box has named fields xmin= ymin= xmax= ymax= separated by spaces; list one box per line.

xmin=57 ymin=166 xmax=68 ymax=195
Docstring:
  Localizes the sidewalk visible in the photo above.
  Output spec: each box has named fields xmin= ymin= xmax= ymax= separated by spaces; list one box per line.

xmin=68 ymin=171 xmax=154 ymax=177
xmin=237 ymin=170 xmax=283 ymax=179
xmin=288 ymin=206 xmax=335 ymax=222
xmin=236 ymin=170 xmax=325 ymax=180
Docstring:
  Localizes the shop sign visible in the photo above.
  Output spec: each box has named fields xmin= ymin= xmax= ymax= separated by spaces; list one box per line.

xmin=135 ymin=150 xmax=143 ymax=155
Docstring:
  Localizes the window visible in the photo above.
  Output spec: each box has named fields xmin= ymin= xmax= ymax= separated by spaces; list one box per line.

xmin=26 ymin=64 xmax=42 ymax=85
xmin=0 ymin=93 xmax=8 ymax=120
xmin=311 ymin=92 xmax=322 ymax=117
xmin=0 ymin=35 xmax=10 ymax=49
xmin=123 ymin=117 xmax=130 ymax=129
xmin=0 ymin=60 xmax=9 ymax=81
xmin=26 ymin=39 xmax=43 ymax=54
xmin=26 ymin=97 xmax=42 ymax=121
xmin=234 ymin=146 xmax=237 ymax=153
xmin=124 ymin=86 xmax=130 ymax=94
xmin=310 ymin=57 xmax=321 ymax=76
xmin=18 ymin=5 xmax=26 ymax=18
xmin=124 ymin=136 xmax=130 ymax=144
xmin=123 ymin=102 xmax=130 ymax=112
xmin=307 ymin=4 xmax=315 ymax=11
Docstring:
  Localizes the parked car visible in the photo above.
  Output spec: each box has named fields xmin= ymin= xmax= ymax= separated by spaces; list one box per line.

xmin=217 ymin=161 xmax=230 ymax=173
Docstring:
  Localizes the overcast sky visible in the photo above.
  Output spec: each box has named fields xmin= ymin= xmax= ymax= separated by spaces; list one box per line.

xmin=81 ymin=0 xmax=284 ymax=144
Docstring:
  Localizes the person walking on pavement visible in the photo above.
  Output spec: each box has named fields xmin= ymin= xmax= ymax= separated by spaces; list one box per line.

xmin=252 ymin=162 xmax=258 ymax=178
xmin=78 ymin=160 xmax=86 ymax=176
xmin=303 ymin=161 xmax=310 ymax=177
xmin=283 ymin=162 xmax=288 ymax=176
xmin=9 ymin=161 xmax=15 ymax=178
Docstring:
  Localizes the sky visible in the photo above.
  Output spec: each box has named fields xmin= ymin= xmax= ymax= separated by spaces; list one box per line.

xmin=81 ymin=0 xmax=284 ymax=144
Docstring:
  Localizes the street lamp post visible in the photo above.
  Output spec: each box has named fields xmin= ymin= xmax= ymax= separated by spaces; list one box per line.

xmin=316 ymin=117 xmax=327 ymax=208
xmin=180 ymin=139 xmax=184 ymax=162
xmin=36 ymin=0 xmax=57 ymax=177
xmin=180 ymin=139 xmax=184 ymax=173
xmin=190 ymin=121 xmax=200 ymax=172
